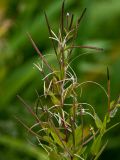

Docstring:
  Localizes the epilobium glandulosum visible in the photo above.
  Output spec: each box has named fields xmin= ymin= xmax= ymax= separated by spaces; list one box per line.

xmin=16 ymin=1 xmax=120 ymax=160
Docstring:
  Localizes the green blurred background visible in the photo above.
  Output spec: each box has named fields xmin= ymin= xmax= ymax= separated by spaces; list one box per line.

xmin=0 ymin=0 xmax=120 ymax=159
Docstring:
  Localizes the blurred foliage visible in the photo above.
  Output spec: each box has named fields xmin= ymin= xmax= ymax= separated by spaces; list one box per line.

xmin=0 ymin=0 xmax=120 ymax=159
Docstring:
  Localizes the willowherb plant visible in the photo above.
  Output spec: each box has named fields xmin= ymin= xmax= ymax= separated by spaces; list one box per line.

xmin=16 ymin=1 xmax=120 ymax=160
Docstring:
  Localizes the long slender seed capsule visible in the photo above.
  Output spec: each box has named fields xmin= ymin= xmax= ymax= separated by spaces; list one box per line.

xmin=77 ymin=8 xmax=87 ymax=25
xmin=17 ymin=95 xmax=42 ymax=125
xmin=66 ymin=12 xmax=69 ymax=31
xmin=69 ymin=14 xmax=74 ymax=30
xmin=60 ymin=0 xmax=65 ymax=37
xmin=69 ymin=8 xmax=87 ymax=56
xmin=15 ymin=116 xmax=50 ymax=144
xmin=67 ymin=45 xmax=104 ymax=51
xmin=107 ymin=67 xmax=110 ymax=113
xmin=72 ymin=8 xmax=87 ymax=46
xmin=27 ymin=32 xmax=53 ymax=72
xmin=44 ymin=11 xmax=58 ymax=57
xmin=15 ymin=116 xmax=41 ymax=137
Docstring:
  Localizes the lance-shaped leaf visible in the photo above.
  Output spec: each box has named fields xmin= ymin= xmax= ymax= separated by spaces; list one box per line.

xmin=48 ymin=127 xmax=65 ymax=149
xmin=91 ymin=134 xmax=102 ymax=156
xmin=93 ymin=141 xmax=108 ymax=160
xmin=68 ymin=125 xmax=82 ymax=148
xmin=48 ymin=91 xmax=61 ymax=105
xmin=49 ymin=151 xmax=62 ymax=160
xmin=106 ymin=122 xmax=120 ymax=133
xmin=70 ymin=116 xmax=75 ymax=148
xmin=48 ymin=119 xmax=72 ymax=157
xmin=94 ymin=113 xmax=103 ymax=130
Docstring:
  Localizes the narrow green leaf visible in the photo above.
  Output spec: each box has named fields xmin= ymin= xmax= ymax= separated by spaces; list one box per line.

xmin=49 ymin=151 xmax=62 ymax=160
xmin=48 ymin=119 xmax=72 ymax=157
xmin=106 ymin=122 xmax=120 ymax=133
xmin=94 ymin=113 xmax=103 ymax=130
xmin=75 ymin=125 xmax=82 ymax=146
xmin=101 ymin=114 xmax=108 ymax=134
xmin=91 ymin=135 xmax=102 ymax=156
xmin=49 ymin=91 xmax=61 ymax=105
xmin=93 ymin=141 xmax=108 ymax=160
xmin=50 ymin=130 xmax=64 ymax=148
